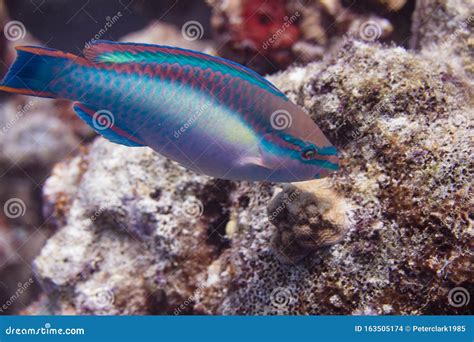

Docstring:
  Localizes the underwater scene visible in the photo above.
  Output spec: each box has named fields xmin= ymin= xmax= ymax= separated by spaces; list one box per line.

xmin=0 ymin=0 xmax=472 ymax=318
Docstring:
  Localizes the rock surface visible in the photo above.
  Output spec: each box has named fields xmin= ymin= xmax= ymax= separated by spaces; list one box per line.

xmin=35 ymin=141 xmax=223 ymax=314
xmin=410 ymin=0 xmax=473 ymax=77
xmin=32 ymin=33 xmax=473 ymax=314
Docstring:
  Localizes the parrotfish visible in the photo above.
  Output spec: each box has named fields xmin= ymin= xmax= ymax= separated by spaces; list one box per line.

xmin=0 ymin=40 xmax=338 ymax=182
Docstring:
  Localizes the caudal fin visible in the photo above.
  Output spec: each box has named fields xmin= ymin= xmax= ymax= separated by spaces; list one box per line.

xmin=0 ymin=46 xmax=82 ymax=99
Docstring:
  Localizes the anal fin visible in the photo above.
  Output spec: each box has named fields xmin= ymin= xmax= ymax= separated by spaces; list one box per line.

xmin=73 ymin=103 xmax=145 ymax=147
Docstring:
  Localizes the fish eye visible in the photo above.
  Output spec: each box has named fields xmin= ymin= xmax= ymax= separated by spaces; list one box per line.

xmin=301 ymin=147 xmax=317 ymax=160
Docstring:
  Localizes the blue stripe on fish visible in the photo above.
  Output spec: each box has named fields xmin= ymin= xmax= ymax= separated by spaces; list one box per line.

xmin=84 ymin=40 xmax=287 ymax=99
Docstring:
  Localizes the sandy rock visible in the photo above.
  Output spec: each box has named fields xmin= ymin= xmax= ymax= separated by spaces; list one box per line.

xmin=33 ymin=141 xmax=223 ymax=314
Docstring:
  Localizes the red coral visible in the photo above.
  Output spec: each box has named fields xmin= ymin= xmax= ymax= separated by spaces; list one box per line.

xmin=233 ymin=0 xmax=300 ymax=64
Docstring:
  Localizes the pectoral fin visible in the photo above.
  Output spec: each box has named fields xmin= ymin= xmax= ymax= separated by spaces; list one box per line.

xmin=237 ymin=156 xmax=269 ymax=168
xmin=73 ymin=103 xmax=145 ymax=147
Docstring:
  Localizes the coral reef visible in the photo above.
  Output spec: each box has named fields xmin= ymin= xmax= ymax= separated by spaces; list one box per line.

xmin=31 ymin=33 xmax=473 ymax=314
xmin=0 ymin=99 xmax=79 ymax=173
xmin=0 ymin=96 xmax=82 ymax=230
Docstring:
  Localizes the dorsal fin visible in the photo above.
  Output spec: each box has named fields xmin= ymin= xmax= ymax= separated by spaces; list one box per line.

xmin=83 ymin=40 xmax=287 ymax=99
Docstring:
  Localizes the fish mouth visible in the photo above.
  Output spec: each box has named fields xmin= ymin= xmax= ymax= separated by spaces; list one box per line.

xmin=315 ymin=145 xmax=340 ymax=171
xmin=316 ymin=146 xmax=338 ymax=156
xmin=304 ymin=153 xmax=339 ymax=171
xmin=311 ymin=153 xmax=340 ymax=179
xmin=313 ymin=166 xmax=337 ymax=179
